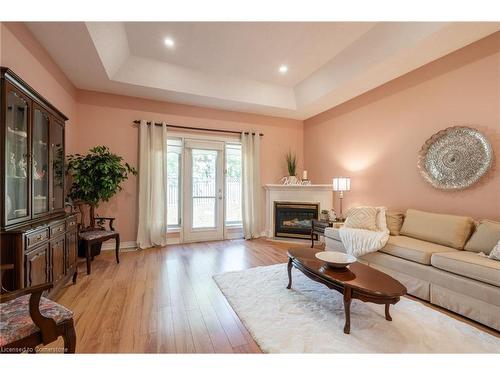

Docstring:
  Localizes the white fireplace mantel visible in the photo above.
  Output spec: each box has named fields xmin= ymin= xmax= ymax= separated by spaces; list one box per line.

xmin=263 ymin=184 xmax=333 ymax=238
xmin=263 ymin=184 xmax=332 ymax=191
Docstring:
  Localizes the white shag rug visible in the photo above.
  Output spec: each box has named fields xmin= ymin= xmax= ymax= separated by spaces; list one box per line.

xmin=213 ymin=264 xmax=500 ymax=353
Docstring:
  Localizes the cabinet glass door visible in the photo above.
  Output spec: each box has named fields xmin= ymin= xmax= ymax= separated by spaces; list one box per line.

xmin=5 ymin=87 xmax=30 ymax=223
xmin=50 ymin=120 xmax=64 ymax=211
xmin=33 ymin=107 xmax=50 ymax=216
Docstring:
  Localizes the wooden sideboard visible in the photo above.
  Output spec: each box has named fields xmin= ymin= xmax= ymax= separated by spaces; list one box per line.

xmin=1 ymin=213 xmax=78 ymax=295
xmin=0 ymin=67 xmax=77 ymax=296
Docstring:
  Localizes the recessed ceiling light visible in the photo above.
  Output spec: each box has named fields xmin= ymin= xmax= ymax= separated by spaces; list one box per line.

xmin=279 ymin=65 xmax=288 ymax=74
xmin=164 ymin=37 xmax=175 ymax=48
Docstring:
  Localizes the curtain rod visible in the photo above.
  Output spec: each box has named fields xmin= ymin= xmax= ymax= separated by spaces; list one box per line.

xmin=132 ymin=120 xmax=263 ymax=136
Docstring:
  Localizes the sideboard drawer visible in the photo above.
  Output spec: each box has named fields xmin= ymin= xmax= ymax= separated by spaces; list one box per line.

xmin=50 ymin=222 xmax=66 ymax=237
xmin=26 ymin=229 xmax=49 ymax=249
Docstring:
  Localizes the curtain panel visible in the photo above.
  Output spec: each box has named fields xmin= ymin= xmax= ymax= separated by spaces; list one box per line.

xmin=241 ymin=132 xmax=261 ymax=239
xmin=136 ymin=120 xmax=168 ymax=249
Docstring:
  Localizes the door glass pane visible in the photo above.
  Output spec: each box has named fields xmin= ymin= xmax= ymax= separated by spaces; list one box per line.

xmin=33 ymin=109 xmax=49 ymax=215
xmin=50 ymin=121 xmax=64 ymax=210
xmin=192 ymin=198 xmax=215 ymax=228
xmin=5 ymin=90 xmax=29 ymax=221
xmin=192 ymin=149 xmax=217 ymax=228
xmin=225 ymin=144 xmax=242 ymax=225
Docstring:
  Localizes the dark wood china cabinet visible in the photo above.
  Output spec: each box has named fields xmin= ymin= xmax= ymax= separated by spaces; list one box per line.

xmin=1 ymin=67 xmax=77 ymax=296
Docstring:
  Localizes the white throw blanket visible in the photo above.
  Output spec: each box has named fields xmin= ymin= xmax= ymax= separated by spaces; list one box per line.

xmin=338 ymin=207 xmax=390 ymax=257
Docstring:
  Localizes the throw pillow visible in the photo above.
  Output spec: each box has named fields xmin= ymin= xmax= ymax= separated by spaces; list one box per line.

xmin=356 ymin=206 xmax=388 ymax=231
xmin=344 ymin=207 xmax=378 ymax=231
xmin=375 ymin=206 xmax=388 ymax=232
xmin=386 ymin=211 xmax=405 ymax=236
xmin=400 ymin=209 xmax=474 ymax=249
xmin=464 ymin=220 xmax=500 ymax=255
xmin=489 ymin=240 xmax=500 ymax=261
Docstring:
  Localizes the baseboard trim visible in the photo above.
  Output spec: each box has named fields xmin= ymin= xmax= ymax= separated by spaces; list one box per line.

xmin=101 ymin=241 xmax=138 ymax=252
xmin=100 ymin=233 xmax=244 ymax=250
xmin=166 ymin=237 xmax=181 ymax=245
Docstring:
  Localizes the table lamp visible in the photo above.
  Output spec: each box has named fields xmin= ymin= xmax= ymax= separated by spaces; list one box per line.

xmin=332 ymin=177 xmax=350 ymax=219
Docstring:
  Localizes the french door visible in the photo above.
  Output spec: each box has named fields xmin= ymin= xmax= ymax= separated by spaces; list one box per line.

xmin=183 ymin=139 xmax=224 ymax=242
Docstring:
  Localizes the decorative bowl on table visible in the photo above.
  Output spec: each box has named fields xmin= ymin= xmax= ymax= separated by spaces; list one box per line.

xmin=315 ymin=251 xmax=357 ymax=268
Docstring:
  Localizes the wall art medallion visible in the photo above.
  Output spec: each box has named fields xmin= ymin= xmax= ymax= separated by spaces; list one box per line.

xmin=417 ymin=126 xmax=493 ymax=190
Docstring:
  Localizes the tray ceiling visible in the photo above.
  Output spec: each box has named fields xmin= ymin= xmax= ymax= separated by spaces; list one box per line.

xmin=26 ymin=22 xmax=500 ymax=119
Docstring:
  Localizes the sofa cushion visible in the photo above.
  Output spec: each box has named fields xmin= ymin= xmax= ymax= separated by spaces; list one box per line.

xmin=380 ymin=235 xmax=458 ymax=265
xmin=386 ymin=211 xmax=405 ymax=236
xmin=400 ymin=209 xmax=474 ymax=249
xmin=431 ymin=251 xmax=500 ymax=287
xmin=464 ymin=220 xmax=500 ymax=255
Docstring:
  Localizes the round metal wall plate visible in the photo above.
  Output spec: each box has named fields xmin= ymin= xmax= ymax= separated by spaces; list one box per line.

xmin=417 ymin=126 xmax=493 ymax=190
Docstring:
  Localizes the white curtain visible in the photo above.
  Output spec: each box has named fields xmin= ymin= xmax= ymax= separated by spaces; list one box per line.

xmin=241 ymin=132 xmax=261 ymax=239
xmin=137 ymin=120 xmax=168 ymax=249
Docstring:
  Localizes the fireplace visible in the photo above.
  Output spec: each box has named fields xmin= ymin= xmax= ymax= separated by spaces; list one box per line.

xmin=274 ymin=201 xmax=319 ymax=239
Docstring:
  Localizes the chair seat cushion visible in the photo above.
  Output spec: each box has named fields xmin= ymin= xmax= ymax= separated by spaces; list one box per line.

xmin=380 ymin=235 xmax=459 ymax=265
xmin=0 ymin=295 xmax=73 ymax=346
xmin=79 ymin=230 xmax=117 ymax=241
xmin=431 ymin=251 xmax=500 ymax=287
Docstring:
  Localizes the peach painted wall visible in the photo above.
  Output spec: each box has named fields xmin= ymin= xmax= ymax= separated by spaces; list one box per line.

xmin=0 ymin=22 xmax=78 ymax=150
xmin=304 ymin=32 xmax=500 ymax=220
xmin=75 ymin=91 xmax=304 ymax=242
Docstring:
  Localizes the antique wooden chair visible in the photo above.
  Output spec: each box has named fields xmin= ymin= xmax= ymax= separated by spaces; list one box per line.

xmin=78 ymin=217 xmax=120 ymax=275
xmin=0 ymin=265 xmax=76 ymax=353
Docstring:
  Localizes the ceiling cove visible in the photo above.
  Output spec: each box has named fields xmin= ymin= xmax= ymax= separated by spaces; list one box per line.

xmin=26 ymin=22 xmax=500 ymax=119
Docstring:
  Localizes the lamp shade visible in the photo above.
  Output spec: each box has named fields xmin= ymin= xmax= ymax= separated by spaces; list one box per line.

xmin=332 ymin=177 xmax=351 ymax=192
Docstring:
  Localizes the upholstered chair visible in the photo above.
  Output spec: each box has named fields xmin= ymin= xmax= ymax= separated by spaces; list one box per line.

xmin=0 ymin=272 xmax=76 ymax=353
xmin=78 ymin=216 xmax=120 ymax=275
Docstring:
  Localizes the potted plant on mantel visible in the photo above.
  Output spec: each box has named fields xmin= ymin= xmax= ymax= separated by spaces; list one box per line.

xmin=66 ymin=146 xmax=137 ymax=256
xmin=282 ymin=150 xmax=299 ymax=185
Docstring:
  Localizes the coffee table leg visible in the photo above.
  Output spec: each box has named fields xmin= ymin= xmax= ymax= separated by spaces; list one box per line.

xmin=343 ymin=287 xmax=352 ymax=334
xmin=385 ymin=303 xmax=392 ymax=321
xmin=286 ymin=258 xmax=293 ymax=289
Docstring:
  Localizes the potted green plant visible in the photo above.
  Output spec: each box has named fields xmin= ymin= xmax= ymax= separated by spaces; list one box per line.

xmin=66 ymin=145 xmax=137 ymax=230
xmin=284 ymin=150 xmax=298 ymax=184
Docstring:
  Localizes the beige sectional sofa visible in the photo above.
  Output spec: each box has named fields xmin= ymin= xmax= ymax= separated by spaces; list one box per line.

xmin=324 ymin=209 xmax=500 ymax=331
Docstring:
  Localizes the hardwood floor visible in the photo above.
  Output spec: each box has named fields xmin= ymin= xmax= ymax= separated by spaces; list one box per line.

xmin=50 ymin=239 xmax=289 ymax=353
xmin=46 ymin=239 xmax=498 ymax=353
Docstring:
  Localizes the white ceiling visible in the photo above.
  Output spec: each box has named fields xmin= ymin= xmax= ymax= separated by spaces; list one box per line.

xmin=124 ymin=22 xmax=375 ymax=87
xmin=25 ymin=22 xmax=500 ymax=119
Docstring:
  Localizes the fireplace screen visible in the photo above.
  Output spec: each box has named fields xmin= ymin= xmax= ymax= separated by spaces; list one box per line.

xmin=274 ymin=202 xmax=319 ymax=239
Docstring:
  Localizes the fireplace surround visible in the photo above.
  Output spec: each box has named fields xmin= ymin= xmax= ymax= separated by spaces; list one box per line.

xmin=274 ymin=201 xmax=319 ymax=239
xmin=264 ymin=184 xmax=332 ymax=239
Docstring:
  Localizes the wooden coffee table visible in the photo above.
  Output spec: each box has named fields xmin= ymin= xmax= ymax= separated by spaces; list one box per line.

xmin=287 ymin=247 xmax=407 ymax=334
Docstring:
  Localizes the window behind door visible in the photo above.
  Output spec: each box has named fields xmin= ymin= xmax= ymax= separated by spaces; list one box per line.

xmin=167 ymin=138 xmax=182 ymax=227
xmin=225 ymin=144 xmax=242 ymax=226
xmin=166 ymin=137 xmax=243 ymax=228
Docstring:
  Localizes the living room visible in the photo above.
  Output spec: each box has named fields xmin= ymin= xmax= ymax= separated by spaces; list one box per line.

xmin=1 ymin=0 xmax=499 ymax=373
